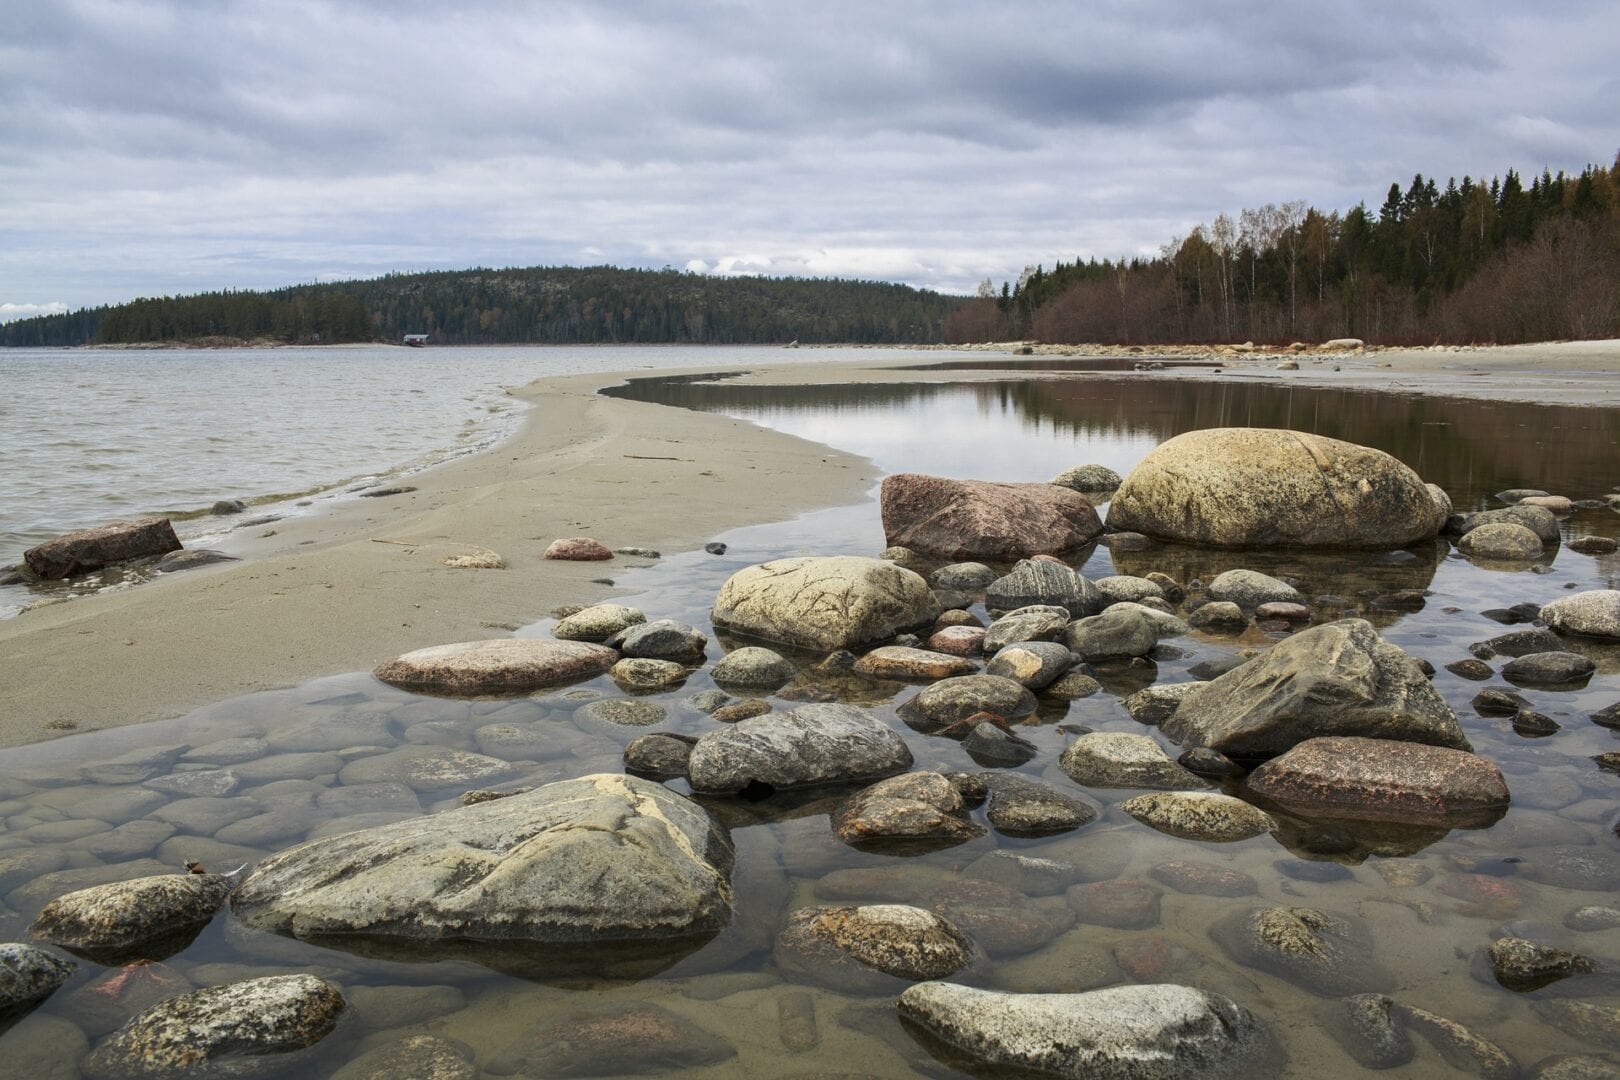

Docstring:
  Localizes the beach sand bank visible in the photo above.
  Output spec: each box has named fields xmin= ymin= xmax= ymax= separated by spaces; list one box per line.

xmin=4 ymin=339 xmax=1619 ymax=748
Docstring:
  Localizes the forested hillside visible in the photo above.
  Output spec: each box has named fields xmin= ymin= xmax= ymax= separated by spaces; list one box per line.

xmin=0 ymin=267 xmax=961 ymax=347
xmin=949 ymin=155 xmax=1620 ymax=346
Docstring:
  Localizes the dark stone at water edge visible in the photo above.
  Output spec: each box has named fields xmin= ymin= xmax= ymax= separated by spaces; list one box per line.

xmin=881 ymin=473 xmax=1103 ymax=561
xmin=1489 ymin=936 xmax=1597 ymax=991
xmin=210 ymin=499 xmax=247 ymax=515
xmin=1502 ymin=651 xmax=1596 ymax=689
xmin=24 ymin=516 xmax=182 ymax=579
xmin=84 ymin=975 xmax=345 ymax=1080
xmin=704 ymin=541 xmax=727 ymax=555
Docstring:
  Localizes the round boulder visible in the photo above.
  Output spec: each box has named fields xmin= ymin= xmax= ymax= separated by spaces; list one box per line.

xmin=710 ymin=646 xmax=796 ymax=690
xmin=1541 ymin=591 xmax=1620 ymax=642
xmin=1051 ymin=464 xmax=1123 ymax=493
xmin=1458 ymin=523 xmax=1544 ymax=560
xmin=896 ymin=675 xmax=1038 ymax=734
xmin=880 ymin=473 xmax=1104 ymax=560
xmin=1206 ymin=569 xmax=1303 ymax=609
xmin=1108 ymin=428 xmax=1444 ymax=549
xmin=711 ymin=556 xmax=936 ymax=651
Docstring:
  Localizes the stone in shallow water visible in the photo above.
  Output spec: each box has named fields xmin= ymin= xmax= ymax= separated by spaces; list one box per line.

xmin=983 ymin=606 xmax=1071 ymax=652
xmin=1535 ymin=1002 xmax=1620 ymax=1052
xmin=373 ymin=638 xmax=616 ymax=696
xmin=24 ymin=516 xmax=181 ymax=579
xmin=607 ymin=619 xmax=708 ymax=662
xmin=686 ymin=703 xmax=913 ymax=795
xmin=1399 ymin=1003 xmax=1517 ymax=1078
xmin=984 ymin=640 xmax=1072 ymax=689
xmin=1059 ymin=732 xmax=1210 ymax=790
xmin=1502 ymin=651 xmax=1596 ymax=688
xmin=1459 ymin=522 xmax=1544 ymax=560
xmin=710 ymin=556 xmax=936 ymax=651
xmin=930 ymin=562 xmax=998 ymax=591
xmin=611 ymin=657 xmax=688 ymax=691
xmin=881 ymin=474 xmax=1103 ymax=560
xmin=1063 ymin=606 xmax=1160 ymax=660
xmin=1206 ymin=569 xmax=1303 ymax=609
xmin=775 ymin=904 xmax=977 ymax=991
xmin=331 ymin=1035 xmax=476 ymax=1080
xmin=0 ymin=943 xmax=75 ymax=1018
xmin=985 ymin=560 xmax=1104 ymax=618
xmin=832 ymin=772 xmax=984 ymax=849
xmin=852 ymin=646 xmax=978 ymax=681
xmin=623 ymin=733 xmax=696 ymax=780
xmin=552 ymin=603 xmax=645 ymax=642
xmin=1121 ymin=791 xmax=1276 ymax=842
xmin=1067 ymin=878 xmax=1163 ymax=930
xmin=577 ymin=698 xmax=666 ymax=727
xmin=1209 ymin=906 xmax=1389 ymax=997
xmin=487 ymin=1002 xmax=735 ymax=1077
xmin=1329 ymin=993 xmax=1413 ymax=1070
xmin=1488 ymin=936 xmax=1596 ymax=992
xmin=896 ymin=982 xmax=1273 ymax=1080
xmin=1148 ymin=860 xmax=1259 ymax=897
xmin=896 ymin=674 xmax=1037 ymax=734
xmin=927 ymin=625 xmax=986 ymax=656
xmin=230 ymin=775 xmax=735 ymax=962
xmin=337 ymin=745 xmax=518 ymax=793
xmin=710 ymin=646 xmax=796 ymax=689
xmin=980 ymin=773 xmax=1097 ymax=837
xmin=83 ymin=975 xmax=345 ymax=1080
xmin=29 ymin=873 xmax=231 ymax=965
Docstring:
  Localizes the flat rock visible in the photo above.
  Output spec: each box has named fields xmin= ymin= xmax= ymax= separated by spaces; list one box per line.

xmin=1121 ymin=792 xmax=1276 ymax=842
xmin=231 ymin=775 xmax=735 ymax=953
xmin=881 ymin=473 xmax=1103 ymax=560
xmin=927 ymin=625 xmax=986 ymax=656
xmin=1107 ymin=428 xmax=1444 ymax=549
xmin=1122 ymin=683 xmax=1201 ymax=725
xmin=553 ymin=603 xmax=645 ymax=642
xmin=29 ymin=873 xmax=231 ymax=964
xmin=611 ymin=657 xmax=688 ymax=691
xmin=931 ymin=562 xmax=998 ymax=591
xmin=853 ymin=646 xmax=977 ymax=681
xmin=896 ymin=982 xmax=1271 ymax=1079
xmin=1542 ymin=591 xmax=1620 ymax=642
xmin=337 ymin=745 xmax=518 ymax=793
xmin=985 ymin=560 xmax=1104 ymax=617
xmin=1162 ymin=619 xmax=1468 ymax=757
xmin=1400 ymin=1004 xmax=1517 ymax=1078
xmin=832 ymin=772 xmax=983 ymax=848
xmin=896 ymin=674 xmax=1037 ymax=734
xmin=1067 ymin=878 xmax=1163 ymax=929
xmin=686 ymin=703 xmax=913 ymax=794
xmin=776 ymin=905 xmax=976 ymax=991
xmin=1210 ymin=906 xmax=1388 ymax=996
xmin=331 ymin=1035 xmax=476 ymax=1080
xmin=1059 ymin=732 xmax=1210 ymax=790
xmin=1148 ymin=860 xmax=1258 ymax=897
xmin=1094 ymin=575 xmax=1164 ymax=604
xmin=83 ymin=975 xmax=345 ymax=1080
xmin=487 ymin=1002 xmax=734 ymax=1077
xmin=24 ymin=516 xmax=181 ymax=579
xmin=711 ymin=556 xmax=936 ymax=651
xmin=373 ymin=638 xmax=616 ymax=695
xmin=1535 ymin=1001 xmax=1620 ymax=1052
xmin=1244 ymin=736 xmax=1510 ymax=827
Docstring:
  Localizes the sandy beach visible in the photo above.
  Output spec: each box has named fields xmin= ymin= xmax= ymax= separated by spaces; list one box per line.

xmin=4 ymin=339 xmax=1619 ymax=748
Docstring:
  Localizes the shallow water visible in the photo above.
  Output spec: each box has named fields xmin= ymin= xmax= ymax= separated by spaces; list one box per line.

xmin=2 ymin=367 xmax=1620 ymax=1076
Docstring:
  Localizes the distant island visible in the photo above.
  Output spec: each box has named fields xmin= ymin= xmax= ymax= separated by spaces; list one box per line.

xmin=0 ymin=266 xmax=966 ymax=348
xmin=7 ymin=155 xmax=1616 ymax=350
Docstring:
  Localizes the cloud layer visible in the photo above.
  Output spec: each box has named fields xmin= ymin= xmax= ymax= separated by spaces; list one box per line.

xmin=3 ymin=0 xmax=1617 ymax=315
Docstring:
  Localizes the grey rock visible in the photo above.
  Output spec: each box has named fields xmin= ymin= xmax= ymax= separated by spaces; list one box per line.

xmin=552 ymin=603 xmax=645 ymax=642
xmin=1459 ymin=522 xmax=1545 ymax=560
xmin=83 ymin=975 xmax=345 ymax=1080
xmin=82 ymin=820 xmax=178 ymax=860
xmin=1122 ymin=682 xmax=1201 ymax=725
xmin=80 ymin=743 xmax=190 ymax=785
xmin=331 ymin=1035 xmax=476 ymax=1080
xmin=896 ymin=675 xmax=1038 ymax=733
xmin=1189 ymin=600 xmax=1248 ymax=632
xmin=1489 ymin=936 xmax=1597 ymax=991
xmin=1094 ymin=575 xmax=1164 ymax=604
xmin=1064 ymin=606 xmax=1159 ymax=660
xmin=1399 ymin=1004 xmax=1517 ymax=1079
xmin=336 ymin=745 xmax=518 ymax=793
xmin=711 ymin=556 xmax=936 ymax=651
xmin=182 ymin=737 xmax=268 ymax=765
xmin=607 ymin=618 xmax=707 ymax=662
xmin=981 ymin=773 xmax=1097 ymax=836
xmin=962 ymin=851 xmax=1081 ymax=896
xmin=1051 ymin=463 xmax=1123 ymax=492
xmin=1121 ymin=792 xmax=1276 ymax=842
xmin=1566 ymin=906 xmax=1620 ymax=932
xmin=29 ymin=873 xmax=231 ymax=964
xmin=1522 ymin=846 xmax=1620 ymax=891
xmin=1532 ymin=1054 xmax=1620 ymax=1080
xmin=1542 ymin=590 xmax=1620 ymax=642
xmin=1043 ymin=669 xmax=1104 ymax=699
xmin=373 ymin=638 xmax=617 ymax=695
xmin=985 ymin=640 xmax=1073 ymax=689
xmin=1206 ymin=569 xmax=1303 ymax=609
xmin=1331 ymin=993 xmax=1413 ymax=1070
xmin=832 ymin=772 xmax=983 ymax=848
xmin=145 ymin=768 xmax=240 ymax=798
xmin=930 ymin=562 xmax=998 ymax=591
xmin=577 ymin=698 xmax=667 ymax=727
xmin=487 ymin=1002 xmax=734 ymax=1076
xmin=154 ymin=548 xmax=239 ymax=573
xmin=231 ymin=775 xmax=735 ymax=951
xmin=776 ymin=904 xmax=976 ymax=990
xmin=1455 ymin=504 xmax=1561 ymax=541
xmin=1059 ymin=732 xmax=1210 ymax=790
xmin=623 ymin=733 xmax=696 ymax=780
xmin=711 ymin=646 xmax=797 ymax=689
xmin=1162 ymin=619 xmax=1467 ymax=757
xmin=610 ymin=657 xmax=689 ymax=691
xmin=897 ymin=981 xmax=1272 ymax=1079
xmin=1210 ymin=906 xmax=1388 ymax=996
xmin=0 ymin=943 xmax=75 ymax=1017
xmin=346 ymin=984 xmax=466 ymax=1029
xmin=962 ymin=722 xmax=1037 ymax=767
xmin=985 ymin=560 xmax=1104 ymax=618
xmin=1536 ymin=1002 xmax=1620 ymax=1052
xmin=1503 ymin=651 xmax=1596 ymax=688
xmin=982 ymin=606 xmax=1072 ymax=652
xmin=686 ymin=704 xmax=913 ymax=794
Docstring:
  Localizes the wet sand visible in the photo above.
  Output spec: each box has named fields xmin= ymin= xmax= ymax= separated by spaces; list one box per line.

xmin=4 ymin=339 xmax=1619 ymax=748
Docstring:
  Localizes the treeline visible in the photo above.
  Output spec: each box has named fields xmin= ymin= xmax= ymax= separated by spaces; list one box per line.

xmin=2 ymin=266 xmax=962 ymax=347
xmin=949 ymin=154 xmax=1620 ymax=346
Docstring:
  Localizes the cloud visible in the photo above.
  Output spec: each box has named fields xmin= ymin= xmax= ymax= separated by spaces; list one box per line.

xmin=2 ymin=0 xmax=1617 ymax=309
xmin=0 ymin=302 xmax=69 ymax=324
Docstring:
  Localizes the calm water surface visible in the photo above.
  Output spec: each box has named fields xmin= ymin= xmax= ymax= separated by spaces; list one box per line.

xmin=2 ymin=364 xmax=1619 ymax=1076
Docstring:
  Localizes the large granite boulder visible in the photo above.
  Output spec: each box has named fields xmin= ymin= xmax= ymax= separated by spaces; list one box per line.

xmin=1161 ymin=619 xmax=1467 ymax=758
xmin=231 ymin=775 xmax=734 ymax=952
xmin=29 ymin=873 xmax=231 ymax=964
xmin=1108 ymin=428 xmax=1443 ymax=549
xmin=711 ymin=556 xmax=936 ymax=651
xmin=83 ymin=975 xmax=344 ymax=1080
xmin=881 ymin=474 xmax=1103 ymax=560
xmin=373 ymin=639 xmax=617 ymax=695
xmin=1245 ymin=736 xmax=1510 ymax=827
xmin=686 ymin=703 xmax=913 ymax=794
xmin=1541 ymin=591 xmax=1620 ymax=642
xmin=24 ymin=517 xmax=182 ymax=579
xmin=897 ymin=982 xmax=1272 ymax=1079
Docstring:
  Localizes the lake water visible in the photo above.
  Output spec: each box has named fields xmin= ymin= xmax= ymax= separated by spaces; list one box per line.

xmin=2 ymin=358 xmax=1619 ymax=1076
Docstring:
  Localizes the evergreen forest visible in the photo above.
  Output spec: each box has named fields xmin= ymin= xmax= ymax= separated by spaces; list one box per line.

xmin=949 ymin=155 xmax=1620 ymax=346
xmin=0 ymin=267 xmax=960 ymax=348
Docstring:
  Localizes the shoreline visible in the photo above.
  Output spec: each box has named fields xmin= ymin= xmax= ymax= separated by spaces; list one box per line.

xmin=5 ymin=338 xmax=1620 ymax=748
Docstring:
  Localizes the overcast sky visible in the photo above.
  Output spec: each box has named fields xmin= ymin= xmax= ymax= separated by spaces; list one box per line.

xmin=3 ymin=0 xmax=1617 ymax=319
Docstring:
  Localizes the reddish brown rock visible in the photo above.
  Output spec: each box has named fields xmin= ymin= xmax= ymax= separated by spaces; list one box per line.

xmin=852 ymin=646 xmax=978 ymax=681
xmin=880 ymin=474 xmax=1103 ymax=560
xmin=374 ymin=638 xmax=618 ymax=695
xmin=832 ymin=772 xmax=984 ymax=848
xmin=1246 ymin=736 xmax=1509 ymax=827
xmin=927 ymin=625 xmax=986 ymax=656
xmin=1113 ymin=937 xmax=1174 ymax=982
xmin=542 ymin=537 xmax=613 ymax=561
xmin=24 ymin=517 xmax=181 ymax=579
